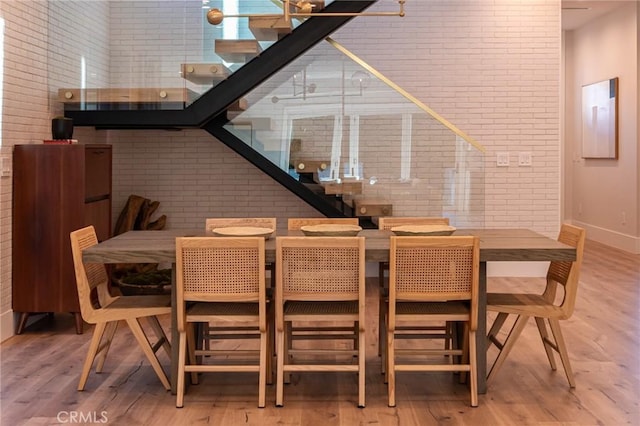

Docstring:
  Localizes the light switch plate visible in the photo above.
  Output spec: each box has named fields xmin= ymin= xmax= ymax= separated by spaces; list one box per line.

xmin=496 ymin=152 xmax=509 ymax=167
xmin=518 ymin=152 xmax=532 ymax=166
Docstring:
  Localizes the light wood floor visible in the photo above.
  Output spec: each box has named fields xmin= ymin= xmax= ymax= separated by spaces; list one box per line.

xmin=2 ymin=239 xmax=638 ymax=425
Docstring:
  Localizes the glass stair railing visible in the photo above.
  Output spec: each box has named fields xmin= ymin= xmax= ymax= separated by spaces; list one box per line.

xmin=221 ymin=38 xmax=486 ymax=226
xmin=56 ymin=0 xmax=342 ymax=113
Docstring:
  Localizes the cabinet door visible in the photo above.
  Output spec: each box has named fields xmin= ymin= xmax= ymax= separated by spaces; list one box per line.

xmin=85 ymin=199 xmax=111 ymax=242
xmin=85 ymin=145 xmax=111 ymax=200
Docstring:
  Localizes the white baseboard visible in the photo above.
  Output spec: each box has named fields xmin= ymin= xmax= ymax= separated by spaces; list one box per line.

xmin=1 ymin=310 xmax=14 ymax=342
xmin=572 ymin=220 xmax=640 ymax=254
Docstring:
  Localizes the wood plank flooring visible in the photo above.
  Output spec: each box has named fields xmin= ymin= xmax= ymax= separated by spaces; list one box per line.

xmin=1 ymin=239 xmax=638 ymax=425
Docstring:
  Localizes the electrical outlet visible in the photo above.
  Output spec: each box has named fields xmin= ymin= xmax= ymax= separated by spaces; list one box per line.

xmin=518 ymin=152 xmax=532 ymax=166
xmin=496 ymin=152 xmax=509 ymax=167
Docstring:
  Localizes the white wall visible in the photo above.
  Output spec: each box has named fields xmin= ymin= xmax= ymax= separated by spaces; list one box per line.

xmin=564 ymin=2 xmax=639 ymax=253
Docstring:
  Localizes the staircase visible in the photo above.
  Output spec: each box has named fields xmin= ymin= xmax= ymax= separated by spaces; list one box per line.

xmin=61 ymin=0 xmax=393 ymax=226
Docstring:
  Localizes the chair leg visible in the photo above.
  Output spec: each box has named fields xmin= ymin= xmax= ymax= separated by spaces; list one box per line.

xmin=284 ymin=321 xmax=292 ymax=384
xmin=358 ymin=328 xmax=366 ymax=408
xmin=259 ymin=330 xmax=267 ymax=408
xmin=78 ymin=321 xmax=108 ymax=391
xmin=459 ymin=323 xmax=469 ymax=384
xmin=276 ymin=329 xmax=285 ymax=407
xmin=547 ymin=318 xmax=576 ymax=388
xmin=487 ymin=315 xmax=529 ymax=385
xmin=203 ymin=322 xmax=211 ymax=351
xmin=95 ymin=321 xmax=118 ymax=373
xmin=534 ymin=316 xmax=557 ymax=371
xmin=186 ymin=323 xmax=199 ymax=385
xmin=176 ymin=331 xmax=187 ymax=408
xmin=377 ymin=263 xmax=385 ymax=357
xmin=468 ymin=329 xmax=478 ymax=407
xmin=148 ymin=315 xmax=171 ymax=358
xmin=266 ymin=316 xmax=274 ymax=386
xmin=126 ymin=318 xmax=170 ymax=391
xmin=354 ymin=321 xmax=359 ymax=351
xmin=486 ymin=312 xmax=509 ymax=350
xmin=378 ymin=295 xmax=386 ymax=361
xmin=387 ymin=330 xmax=396 ymax=407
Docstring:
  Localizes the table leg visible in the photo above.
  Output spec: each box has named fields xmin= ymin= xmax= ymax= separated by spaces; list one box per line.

xmin=477 ymin=261 xmax=487 ymax=394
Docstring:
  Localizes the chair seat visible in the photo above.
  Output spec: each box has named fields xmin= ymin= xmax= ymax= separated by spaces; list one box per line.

xmin=396 ymin=301 xmax=469 ymax=315
xmin=487 ymin=292 xmax=564 ymax=318
xmin=187 ymin=302 xmax=260 ymax=323
xmin=91 ymin=295 xmax=171 ymax=322
xmin=285 ymin=300 xmax=358 ymax=316
xmin=108 ymin=294 xmax=170 ymax=308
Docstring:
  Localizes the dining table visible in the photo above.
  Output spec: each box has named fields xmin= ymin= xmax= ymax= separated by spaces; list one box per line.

xmin=82 ymin=228 xmax=576 ymax=396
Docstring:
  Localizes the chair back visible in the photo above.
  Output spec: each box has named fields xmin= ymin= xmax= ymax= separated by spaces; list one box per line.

xmin=389 ymin=235 xmax=480 ymax=329
xmin=205 ymin=217 xmax=276 ymax=232
xmin=378 ymin=216 xmax=449 ymax=230
xmin=287 ymin=217 xmax=359 ymax=230
xmin=175 ymin=237 xmax=266 ymax=331
xmin=70 ymin=226 xmax=118 ymax=322
xmin=276 ymin=236 xmax=365 ymax=302
xmin=544 ymin=224 xmax=586 ymax=319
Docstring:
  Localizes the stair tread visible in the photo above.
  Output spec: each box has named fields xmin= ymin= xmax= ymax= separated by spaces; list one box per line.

xmin=347 ymin=198 xmax=392 ymax=217
xmin=292 ymin=159 xmax=329 ymax=173
xmin=58 ymin=87 xmax=197 ymax=104
xmin=322 ymin=181 xmax=363 ymax=195
xmin=181 ymin=63 xmax=230 ymax=85
xmin=249 ymin=15 xmax=292 ymax=41
xmin=215 ymin=39 xmax=262 ymax=63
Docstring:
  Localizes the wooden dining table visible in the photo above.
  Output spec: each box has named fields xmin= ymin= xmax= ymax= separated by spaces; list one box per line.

xmin=82 ymin=228 xmax=576 ymax=395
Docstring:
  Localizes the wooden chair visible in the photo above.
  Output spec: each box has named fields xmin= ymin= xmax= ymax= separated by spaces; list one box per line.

xmin=287 ymin=217 xmax=359 ymax=230
xmin=175 ymin=236 xmax=270 ymax=408
xmin=385 ymin=235 xmax=480 ymax=407
xmin=486 ymin=224 xmax=586 ymax=388
xmin=275 ymin=236 xmax=366 ymax=407
xmin=202 ymin=218 xmax=276 ymax=351
xmin=377 ymin=216 xmax=451 ymax=287
xmin=377 ymin=217 xmax=453 ymax=359
xmin=286 ymin=217 xmax=361 ymax=349
xmin=69 ymin=226 xmax=171 ymax=391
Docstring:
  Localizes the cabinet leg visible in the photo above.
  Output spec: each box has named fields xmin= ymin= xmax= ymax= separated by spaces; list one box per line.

xmin=73 ymin=313 xmax=84 ymax=334
xmin=15 ymin=312 xmax=29 ymax=334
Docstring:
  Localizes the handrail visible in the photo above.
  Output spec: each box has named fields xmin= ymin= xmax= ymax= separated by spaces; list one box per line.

xmin=325 ymin=37 xmax=485 ymax=153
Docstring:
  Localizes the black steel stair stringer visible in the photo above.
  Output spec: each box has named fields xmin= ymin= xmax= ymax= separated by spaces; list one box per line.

xmin=204 ymin=118 xmax=347 ymax=218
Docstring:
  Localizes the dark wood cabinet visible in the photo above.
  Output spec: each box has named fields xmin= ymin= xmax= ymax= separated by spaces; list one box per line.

xmin=12 ymin=144 xmax=112 ymax=334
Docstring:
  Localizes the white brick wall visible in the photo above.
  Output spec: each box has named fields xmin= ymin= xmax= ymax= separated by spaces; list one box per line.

xmin=331 ymin=0 xmax=561 ymax=235
xmin=1 ymin=0 xmax=51 ymax=325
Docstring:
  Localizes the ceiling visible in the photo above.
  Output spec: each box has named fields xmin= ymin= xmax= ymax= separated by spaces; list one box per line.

xmin=562 ymin=1 xmax=630 ymax=30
